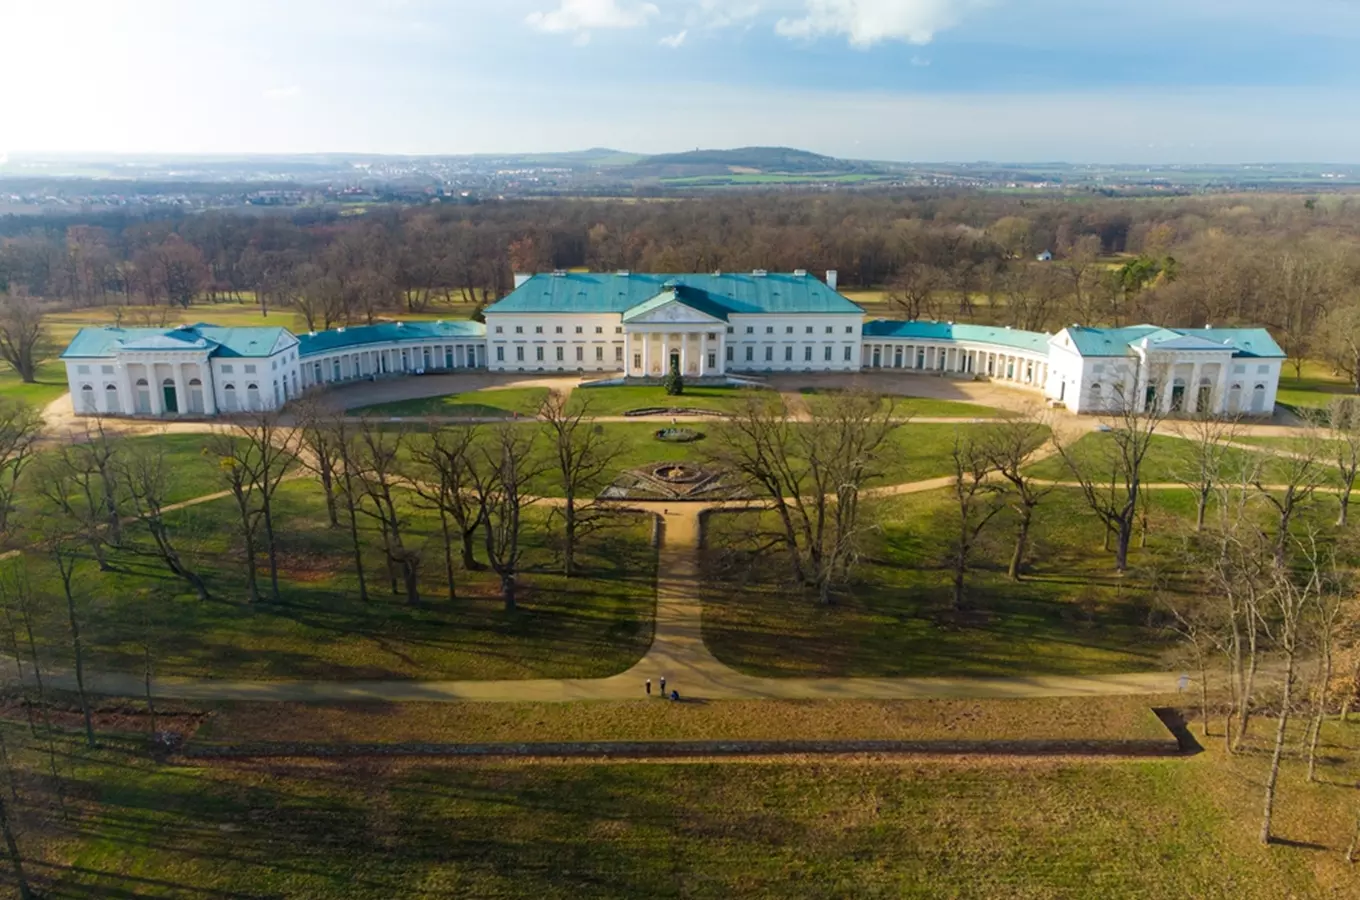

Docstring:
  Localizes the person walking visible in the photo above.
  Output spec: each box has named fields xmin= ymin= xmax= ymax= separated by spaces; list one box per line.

xmin=645 ymin=678 xmax=652 ymax=696
xmin=659 ymin=676 xmax=666 ymax=695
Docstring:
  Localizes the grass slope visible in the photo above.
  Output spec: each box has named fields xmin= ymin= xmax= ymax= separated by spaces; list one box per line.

xmin=354 ymin=387 xmax=550 ymax=417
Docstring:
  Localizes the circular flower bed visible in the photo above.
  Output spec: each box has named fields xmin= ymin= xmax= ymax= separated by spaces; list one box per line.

xmin=654 ymin=427 xmax=704 ymax=443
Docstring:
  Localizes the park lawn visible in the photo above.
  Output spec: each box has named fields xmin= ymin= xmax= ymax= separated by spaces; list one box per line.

xmin=198 ymin=696 xmax=1174 ymax=746
xmin=701 ymin=488 xmax=1183 ymax=679
xmin=6 ymin=478 xmax=657 ymax=681
xmin=799 ymin=387 xmax=1003 ymax=418
xmin=354 ymin=386 xmax=551 ymax=417
xmin=12 ymin=720 xmax=1350 ymax=899
xmin=1274 ymin=358 xmax=1355 ymax=410
xmin=572 ymin=384 xmax=775 ymax=415
xmin=0 ymin=359 xmax=69 ymax=409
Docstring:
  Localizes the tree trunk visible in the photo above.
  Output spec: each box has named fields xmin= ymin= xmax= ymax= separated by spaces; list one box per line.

xmin=501 ymin=571 xmax=517 ymax=611
xmin=1237 ymin=634 xmax=1260 ymax=750
xmin=0 ymin=793 xmax=34 ymax=900
xmin=320 ymin=467 xmax=339 ymax=528
xmin=1260 ymin=652 xmax=1296 ymax=845
xmin=439 ymin=509 xmax=456 ymax=602
xmin=262 ymin=494 xmax=280 ymax=601
xmin=61 ymin=571 xmax=97 ymax=749
xmin=402 ymin=558 xmax=421 ymax=606
xmin=1114 ymin=518 xmax=1133 ymax=572
xmin=1195 ymin=491 xmax=1208 ymax=532
xmin=1348 ymin=811 xmax=1360 ymax=864
xmin=461 ymin=528 xmax=482 ymax=571
xmin=562 ymin=496 xmax=577 ymax=578
xmin=1339 ymin=488 xmax=1352 ymax=528
xmin=343 ymin=482 xmax=367 ymax=603
xmin=1307 ymin=647 xmax=1333 ymax=783
xmin=952 ymin=549 xmax=967 ymax=610
xmin=1008 ymin=511 xmax=1031 ymax=581
xmin=242 ymin=528 xmax=260 ymax=604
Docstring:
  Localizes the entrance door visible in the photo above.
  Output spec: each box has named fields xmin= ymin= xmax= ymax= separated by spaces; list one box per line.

xmin=668 ymin=351 xmax=680 ymax=373
xmin=872 ymin=348 xmax=882 ymax=368
xmin=162 ymin=380 xmax=178 ymax=414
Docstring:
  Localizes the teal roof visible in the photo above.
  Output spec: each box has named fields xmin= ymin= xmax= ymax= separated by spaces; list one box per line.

xmin=485 ymin=272 xmax=862 ymax=316
xmin=1065 ymin=325 xmax=1285 ymax=358
xmin=61 ymin=324 xmax=293 ymax=359
xmin=862 ymin=320 xmax=1051 ymax=354
xmin=621 ymin=286 xmax=732 ymax=323
xmin=296 ymin=320 xmax=485 ymax=357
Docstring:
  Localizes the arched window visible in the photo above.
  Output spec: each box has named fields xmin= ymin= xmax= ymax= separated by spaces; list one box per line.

xmin=246 ymin=382 xmax=261 ymax=410
xmin=79 ymin=384 xmax=95 ymax=414
xmin=1170 ymin=377 xmax=1187 ymax=412
xmin=1087 ymin=382 xmax=1103 ymax=409
xmin=1251 ymin=383 xmax=1268 ymax=415
xmin=1228 ymin=382 xmax=1243 ymax=414
xmin=223 ymin=383 xmax=237 ymax=412
xmin=104 ymin=383 xmax=120 ymax=415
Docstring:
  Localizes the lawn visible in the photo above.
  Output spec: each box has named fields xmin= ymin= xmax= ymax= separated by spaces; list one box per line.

xmin=572 ymin=384 xmax=775 ymax=415
xmin=5 ymin=713 xmax=1350 ymax=899
xmin=701 ymin=488 xmax=1183 ymax=679
xmin=799 ymin=386 xmax=1002 ymax=418
xmin=353 ymin=386 xmax=551 ymax=417
xmin=5 ymin=478 xmax=657 ymax=681
xmin=1273 ymin=358 xmax=1356 ymax=411
xmin=0 ymin=359 xmax=70 ymax=409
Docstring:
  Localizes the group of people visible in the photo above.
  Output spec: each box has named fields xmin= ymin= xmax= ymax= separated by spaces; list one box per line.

xmin=645 ymin=677 xmax=679 ymax=701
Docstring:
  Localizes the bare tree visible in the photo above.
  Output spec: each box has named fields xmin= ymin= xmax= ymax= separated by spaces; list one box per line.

xmin=1173 ymin=414 xmax=1242 ymax=532
xmin=1252 ymin=422 xmax=1325 ymax=562
xmin=0 ymin=401 xmax=43 ymax=538
xmin=353 ymin=421 xmax=421 ymax=605
xmin=710 ymin=392 xmax=901 ymax=602
xmin=409 ymin=425 xmax=484 ymax=601
xmin=539 ymin=392 xmax=624 ymax=577
xmin=48 ymin=535 xmax=97 ymax=748
xmin=948 ymin=434 xmax=1005 ymax=610
xmin=1328 ymin=396 xmax=1360 ymax=526
xmin=1056 ymin=363 xmax=1168 ymax=572
xmin=293 ymin=395 xmax=343 ymax=529
xmin=982 ymin=412 xmax=1054 ymax=580
xmin=209 ymin=429 xmax=264 ymax=603
xmin=229 ymin=411 xmax=297 ymax=601
xmin=116 ymin=438 xmax=210 ymax=601
xmin=0 ymin=290 xmax=51 ymax=384
xmin=471 ymin=423 xmax=545 ymax=610
xmin=0 ymin=779 xmax=34 ymax=900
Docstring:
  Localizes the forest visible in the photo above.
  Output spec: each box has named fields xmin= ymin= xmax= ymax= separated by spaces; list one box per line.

xmin=2 ymin=190 xmax=1360 ymax=379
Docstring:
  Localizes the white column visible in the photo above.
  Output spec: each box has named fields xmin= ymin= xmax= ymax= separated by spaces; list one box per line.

xmin=117 ymin=364 xmax=133 ymax=416
xmin=203 ymin=361 xmax=217 ymax=416
xmin=642 ymin=332 xmax=650 ymax=377
xmin=623 ymin=331 xmax=631 ymax=376
xmin=1188 ymin=361 xmax=1202 ymax=413
xmin=717 ymin=333 xmax=726 ymax=374
xmin=173 ymin=363 xmax=188 ymax=416
xmin=148 ymin=364 xmax=164 ymax=416
xmin=680 ymin=334 xmax=688 ymax=375
xmin=697 ymin=334 xmax=706 ymax=378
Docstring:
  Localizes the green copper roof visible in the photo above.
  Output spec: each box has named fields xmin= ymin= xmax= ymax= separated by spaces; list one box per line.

xmin=1065 ymin=325 xmax=1285 ymax=358
xmin=861 ymin=320 xmax=1051 ymax=354
xmin=296 ymin=320 xmax=485 ymax=357
xmin=486 ymin=272 xmax=862 ymax=316
xmin=62 ymin=324 xmax=294 ymax=359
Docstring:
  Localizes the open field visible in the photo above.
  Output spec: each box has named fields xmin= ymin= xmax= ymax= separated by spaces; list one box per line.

xmin=573 ymin=384 xmax=774 ymax=415
xmin=799 ymin=386 xmax=1002 ymax=418
xmin=0 ymin=358 xmax=71 ymax=407
xmin=1274 ymin=359 xmax=1357 ymax=411
xmin=3 ymin=708 xmax=1355 ymax=899
xmin=354 ymin=386 xmax=551 ymax=417
xmin=197 ymin=696 xmax=1174 ymax=745
xmin=6 ymin=478 xmax=657 ymax=681
xmin=702 ymin=489 xmax=1179 ymax=679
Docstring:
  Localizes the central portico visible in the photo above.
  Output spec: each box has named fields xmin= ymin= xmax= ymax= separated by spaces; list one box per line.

xmin=622 ymin=284 xmax=728 ymax=378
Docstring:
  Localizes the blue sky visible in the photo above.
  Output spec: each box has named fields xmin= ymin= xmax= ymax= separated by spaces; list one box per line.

xmin=3 ymin=0 xmax=1360 ymax=161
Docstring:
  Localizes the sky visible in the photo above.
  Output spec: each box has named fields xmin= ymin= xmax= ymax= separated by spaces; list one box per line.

xmin=3 ymin=0 xmax=1360 ymax=162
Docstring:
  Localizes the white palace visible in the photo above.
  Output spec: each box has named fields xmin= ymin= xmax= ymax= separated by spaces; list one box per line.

xmin=60 ymin=270 xmax=1285 ymax=419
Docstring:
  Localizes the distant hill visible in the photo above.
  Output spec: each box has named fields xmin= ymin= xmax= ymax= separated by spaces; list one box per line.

xmin=600 ymin=147 xmax=880 ymax=181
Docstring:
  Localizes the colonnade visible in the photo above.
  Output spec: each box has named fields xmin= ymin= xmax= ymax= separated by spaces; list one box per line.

xmin=861 ymin=342 xmax=1049 ymax=389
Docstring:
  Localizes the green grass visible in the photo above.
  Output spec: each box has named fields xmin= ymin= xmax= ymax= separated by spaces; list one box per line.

xmin=7 ymin=478 xmax=657 ymax=680
xmin=354 ymin=387 xmax=551 ymax=417
xmin=0 ymin=359 xmax=69 ymax=408
xmin=799 ymin=387 xmax=1002 ymax=418
xmin=8 ymin=717 xmax=1346 ymax=899
xmin=702 ymin=488 xmax=1182 ymax=679
xmin=1273 ymin=359 xmax=1355 ymax=410
xmin=573 ymin=384 xmax=775 ymax=415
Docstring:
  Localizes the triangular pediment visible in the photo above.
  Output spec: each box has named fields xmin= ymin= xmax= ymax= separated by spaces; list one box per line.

xmin=1146 ymin=334 xmax=1236 ymax=352
xmin=623 ymin=296 xmax=726 ymax=325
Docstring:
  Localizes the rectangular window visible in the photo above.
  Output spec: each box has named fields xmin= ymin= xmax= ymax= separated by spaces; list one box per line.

xmin=595 ymin=346 xmax=604 ymax=362
xmin=805 ymin=346 xmax=813 ymax=361
xmin=707 ymin=352 xmax=716 ymax=369
xmin=595 ymin=326 xmax=603 ymax=334
xmin=726 ymin=346 xmax=734 ymax=362
xmin=1257 ymin=364 xmax=1270 ymax=375
xmin=844 ymin=346 xmax=853 ymax=361
xmin=633 ymin=353 xmax=642 ymax=369
xmin=244 ymin=365 xmax=256 ymax=374
xmin=785 ymin=346 xmax=794 ymax=362
xmin=746 ymin=326 xmax=754 ymax=334
xmin=575 ymin=326 xmax=583 ymax=334
xmin=845 ymin=326 xmax=853 ymax=334
xmin=576 ymin=346 xmax=584 ymax=362
xmin=765 ymin=326 xmax=774 ymax=334
xmin=556 ymin=346 xmax=564 ymax=361
xmin=746 ymin=346 xmax=754 ymax=362
xmin=76 ymin=365 xmax=90 ymax=375
xmin=515 ymin=326 xmax=523 ymax=334
xmin=555 ymin=325 xmax=563 ymax=334
xmin=765 ymin=346 xmax=773 ymax=362
xmin=824 ymin=346 xmax=832 ymax=361
xmin=496 ymin=347 xmax=504 ymax=362
xmin=825 ymin=326 xmax=833 ymax=335
xmin=515 ymin=347 xmax=524 ymax=362
xmin=535 ymin=326 xmax=543 ymax=334
xmin=786 ymin=326 xmax=794 ymax=334
xmin=615 ymin=327 xmax=623 ymax=334
xmin=495 ymin=326 xmax=503 ymax=333
xmin=727 ymin=326 xmax=735 ymax=334
xmin=806 ymin=326 xmax=813 ymax=334
xmin=222 ymin=365 xmax=233 ymax=374
xmin=615 ymin=346 xmax=624 ymax=361
xmin=536 ymin=347 xmax=544 ymax=362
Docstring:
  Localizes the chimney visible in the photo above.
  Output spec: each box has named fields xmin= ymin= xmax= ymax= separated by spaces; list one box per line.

xmin=513 ymin=273 xmax=531 ymax=289
xmin=826 ymin=270 xmax=838 ymax=291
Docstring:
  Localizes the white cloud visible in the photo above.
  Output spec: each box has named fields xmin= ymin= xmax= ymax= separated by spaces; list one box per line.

xmin=264 ymin=85 xmax=302 ymax=100
xmin=695 ymin=0 xmax=761 ymax=28
xmin=526 ymin=0 xmax=660 ymax=33
xmin=660 ymin=28 xmax=689 ymax=45
xmin=775 ymin=0 xmax=984 ymax=46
